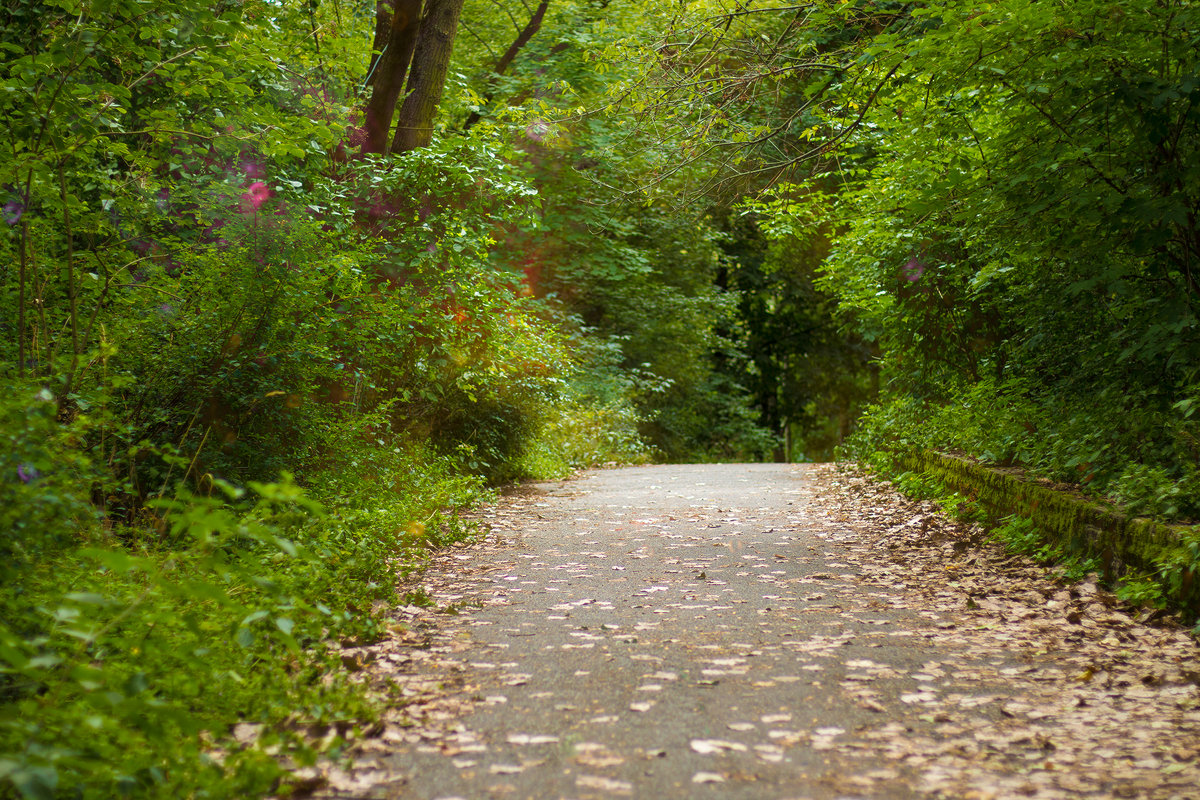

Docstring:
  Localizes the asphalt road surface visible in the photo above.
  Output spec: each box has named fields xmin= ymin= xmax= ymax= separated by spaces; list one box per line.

xmin=314 ymin=463 xmax=1200 ymax=800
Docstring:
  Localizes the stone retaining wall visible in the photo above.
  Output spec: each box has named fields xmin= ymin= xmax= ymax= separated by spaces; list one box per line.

xmin=899 ymin=450 xmax=1199 ymax=615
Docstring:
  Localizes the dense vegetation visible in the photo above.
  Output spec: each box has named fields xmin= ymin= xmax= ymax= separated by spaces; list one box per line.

xmin=607 ymin=0 xmax=1200 ymax=518
xmin=3 ymin=0 xmax=1198 ymax=796
xmin=820 ymin=1 xmax=1200 ymax=525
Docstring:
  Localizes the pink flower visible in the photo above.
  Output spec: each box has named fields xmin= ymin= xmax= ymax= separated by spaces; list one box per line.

xmin=3 ymin=199 xmax=24 ymax=225
xmin=903 ymin=257 xmax=925 ymax=282
xmin=525 ymin=119 xmax=549 ymax=142
xmin=243 ymin=181 xmax=270 ymax=212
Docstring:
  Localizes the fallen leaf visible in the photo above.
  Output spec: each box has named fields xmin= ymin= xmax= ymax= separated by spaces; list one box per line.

xmin=692 ymin=772 xmax=726 ymax=784
xmin=690 ymin=739 xmax=748 ymax=754
xmin=488 ymin=764 xmax=523 ymax=775
xmin=576 ymin=775 xmax=633 ymax=793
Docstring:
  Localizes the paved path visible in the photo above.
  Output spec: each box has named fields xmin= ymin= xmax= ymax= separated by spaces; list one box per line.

xmin=321 ymin=464 xmax=1200 ymax=800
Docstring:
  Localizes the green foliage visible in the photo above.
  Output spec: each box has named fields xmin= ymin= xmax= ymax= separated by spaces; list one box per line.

xmin=1115 ymin=574 xmax=1168 ymax=609
xmin=882 ymin=466 xmax=1199 ymax=618
xmin=889 ymin=470 xmax=944 ymax=503
xmin=815 ymin=0 xmax=1200 ymax=517
xmin=0 ymin=384 xmax=488 ymax=798
xmin=1113 ymin=465 xmax=1193 ymax=521
xmin=987 ymin=515 xmax=1102 ymax=583
xmin=556 ymin=1 xmax=892 ymax=461
xmin=473 ymin=12 xmax=779 ymax=463
xmin=1 ymin=2 xmax=651 ymax=797
xmin=989 ymin=514 xmax=1045 ymax=557
xmin=987 ymin=514 xmax=1076 ymax=566
xmin=840 ymin=377 xmax=1200 ymax=522
xmin=512 ymin=326 xmax=653 ymax=478
xmin=9 ymin=1 xmax=1200 ymax=795
xmin=516 ymin=397 xmax=649 ymax=478
xmin=4 ymin=474 xmax=348 ymax=798
xmin=721 ymin=200 xmax=878 ymax=461
xmin=0 ymin=387 xmax=100 ymax=576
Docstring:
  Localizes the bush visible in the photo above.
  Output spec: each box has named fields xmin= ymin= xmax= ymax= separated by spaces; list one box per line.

xmin=0 ymin=415 xmax=487 ymax=799
xmin=0 ymin=386 xmax=101 ymax=584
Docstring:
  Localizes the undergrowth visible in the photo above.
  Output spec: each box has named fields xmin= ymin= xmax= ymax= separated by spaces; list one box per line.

xmin=0 ymin=387 xmax=491 ymax=799
xmin=1 ymin=350 xmax=644 ymax=799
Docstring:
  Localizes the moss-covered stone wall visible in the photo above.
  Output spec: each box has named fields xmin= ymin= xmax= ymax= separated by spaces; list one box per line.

xmin=899 ymin=451 xmax=1199 ymax=616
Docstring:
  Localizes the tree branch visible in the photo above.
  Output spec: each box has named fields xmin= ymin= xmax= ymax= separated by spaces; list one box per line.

xmin=463 ymin=0 xmax=549 ymax=131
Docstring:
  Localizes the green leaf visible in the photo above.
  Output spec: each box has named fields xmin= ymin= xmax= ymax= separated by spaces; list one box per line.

xmin=235 ymin=627 xmax=254 ymax=648
xmin=64 ymin=592 xmax=113 ymax=607
xmin=241 ymin=610 xmax=270 ymax=627
xmin=273 ymin=535 xmax=298 ymax=557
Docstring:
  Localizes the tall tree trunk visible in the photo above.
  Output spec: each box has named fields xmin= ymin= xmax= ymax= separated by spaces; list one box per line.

xmin=463 ymin=0 xmax=549 ymax=131
xmin=361 ymin=0 xmax=424 ymax=155
xmin=392 ymin=0 xmax=465 ymax=153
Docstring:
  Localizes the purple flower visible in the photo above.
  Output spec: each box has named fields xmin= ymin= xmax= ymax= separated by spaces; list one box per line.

xmin=3 ymin=199 xmax=23 ymax=226
xmin=241 ymin=160 xmax=265 ymax=180
xmin=903 ymin=257 xmax=925 ymax=283
xmin=17 ymin=464 xmax=39 ymax=484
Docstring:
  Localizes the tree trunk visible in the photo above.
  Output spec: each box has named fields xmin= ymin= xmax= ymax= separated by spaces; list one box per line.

xmin=463 ymin=0 xmax=549 ymax=131
xmin=392 ymin=0 xmax=465 ymax=153
xmin=361 ymin=0 xmax=424 ymax=155
xmin=366 ymin=0 xmax=393 ymax=89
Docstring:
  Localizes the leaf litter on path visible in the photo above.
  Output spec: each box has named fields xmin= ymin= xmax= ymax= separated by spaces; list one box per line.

xmin=290 ymin=464 xmax=1200 ymax=800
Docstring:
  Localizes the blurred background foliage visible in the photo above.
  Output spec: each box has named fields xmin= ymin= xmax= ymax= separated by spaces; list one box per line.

xmin=4 ymin=0 xmax=1197 ymax=796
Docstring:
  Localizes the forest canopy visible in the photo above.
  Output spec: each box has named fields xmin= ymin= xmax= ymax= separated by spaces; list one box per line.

xmin=2 ymin=0 xmax=1199 ymax=796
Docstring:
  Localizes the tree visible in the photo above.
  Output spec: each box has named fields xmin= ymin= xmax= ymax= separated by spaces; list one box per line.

xmin=593 ymin=0 xmax=912 ymax=201
xmin=361 ymin=0 xmax=466 ymax=155
xmin=393 ymin=0 xmax=467 ymax=152
xmin=462 ymin=0 xmax=550 ymax=131
xmin=362 ymin=0 xmax=425 ymax=154
xmin=806 ymin=0 xmax=1200 ymax=511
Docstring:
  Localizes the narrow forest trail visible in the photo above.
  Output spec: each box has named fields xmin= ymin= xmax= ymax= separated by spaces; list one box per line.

xmin=312 ymin=464 xmax=1200 ymax=800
